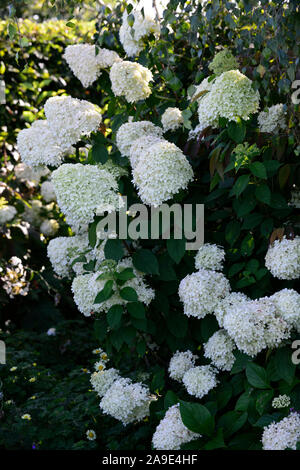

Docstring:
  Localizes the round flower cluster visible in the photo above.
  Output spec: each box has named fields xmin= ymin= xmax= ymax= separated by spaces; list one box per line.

xmin=258 ymin=104 xmax=286 ymax=134
xmin=17 ymin=120 xmax=66 ymax=168
xmin=90 ymin=368 xmax=120 ymax=398
xmin=47 ymin=234 xmax=91 ymax=277
xmin=131 ymin=139 xmax=194 ymax=206
xmin=14 ymin=163 xmax=50 ymax=186
xmin=71 ymin=257 xmax=155 ymax=316
xmin=64 ymin=44 xmax=121 ymax=87
xmin=168 ymin=350 xmax=197 ymax=382
xmin=203 ymin=330 xmax=236 ymax=371
xmin=262 ymin=412 xmax=300 ymax=450
xmin=222 ymin=297 xmax=291 ymax=357
xmin=197 ymin=70 xmax=260 ymax=131
xmin=161 ymin=107 xmax=183 ymax=132
xmin=99 ymin=377 xmax=152 ymax=425
xmin=51 ymin=163 xmax=121 ymax=227
xmin=270 ymin=289 xmax=300 ymax=331
xmin=44 ymin=95 xmax=102 ymax=150
xmin=0 ymin=204 xmax=17 ymax=224
xmin=40 ymin=219 xmax=59 ymax=237
xmin=178 ymin=269 xmax=231 ymax=319
xmin=272 ymin=395 xmax=291 ymax=409
xmin=120 ymin=8 xmax=160 ymax=57
xmin=152 ymin=404 xmax=201 ymax=450
xmin=214 ymin=292 xmax=249 ymax=328
xmin=128 ymin=135 xmax=163 ymax=169
xmin=40 ymin=181 xmax=56 ymax=202
xmin=116 ymin=120 xmax=163 ymax=157
xmin=109 ymin=61 xmax=153 ymax=103
xmin=265 ymin=236 xmax=300 ymax=280
xmin=182 ymin=365 xmax=218 ymax=399
xmin=194 ymin=243 xmax=225 ymax=271
xmin=208 ymin=49 xmax=239 ymax=76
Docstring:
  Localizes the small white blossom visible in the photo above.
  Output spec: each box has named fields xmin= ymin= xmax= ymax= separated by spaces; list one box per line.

xmin=168 ymin=350 xmax=197 ymax=382
xmin=262 ymin=412 xmax=300 ymax=450
xmin=214 ymin=292 xmax=249 ymax=328
xmin=204 ymin=330 xmax=235 ymax=371
xmin=182 ymin=365 xmax=218 ymax=399
xmin=161 ymin=107 xmax=183 ymax=132
xmin=195 ymin=243 xmax=225 ymax=271
xmin=258 ymin=104 xmax=286 ymax=134
xmin=116 ymin=120 xmax=163 ymax=157
xmin=40 ymin=181 xmax=56 ymax=202
xmin=265 ymin=236 xmax=300 ymax=280
xmin=86 ymin=429 xmax=96 ymax=441
xmin=0 ymin=204 xmax=17 ymax=224
xmin=272 ymin=395 xmax=291 ymax=409
xmin=40 ymin=219 xmax=59 ymax=237
xmin=110 ymin=61 xmax=153 ymax=103
xmin=90 ymin=368 xmax=120 ymax=398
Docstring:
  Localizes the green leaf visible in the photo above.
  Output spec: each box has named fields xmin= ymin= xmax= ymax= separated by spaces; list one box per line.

xmin=249 ymin=162 xmax=267 ymax=179
xmin=166 ymin=238 xmax=186 ymax=264
xmin=246 ymin=363 xmax=270 ymax=389
xmin=127 ymin=302 xmax=146 ymax=319
xmin=203 ymin=428 xmax=226 ymax=450
xmin=225 ymin=220 xmax=241 ymax=246
xmin=92 ymin=143 xmax=109 ymax=164
xmin=120 ymin=286 xmax=138 ymax=302
xmin=228 ymin=120 xmax=246 ymax=143
xmin=255 ymin=184 xmax=271 ymax=205
xmin=132 ymin=249 xmax=159 ymax=275
xmin=104 ymin=239 xmax=124 ymax=262
xmin=115 ymin=267 xmax=135 ymax=281
xmin=274 ymin=347 xmax=296 ymax=385
xmin=180 ymin=402 xmax=214 ymax=436
xmin=107 ymin=305 xmax=123 ymax=329
xmin=256 ymin=390 xmax=274 ymax=415
xmin=218 ymin=411 xmax=248 ymax=438
xmin=94 ymin=280 xmax=114 ymax=304
xmin=230 ymin=175 xmax=250 ymax=197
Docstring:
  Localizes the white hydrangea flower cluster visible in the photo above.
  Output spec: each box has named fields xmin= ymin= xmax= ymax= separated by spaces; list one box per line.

xmin=51 ymin=163 xmax=121 ymax=227
xmin=265 ymin=236 xmax=300 ymax=280
xmin=270 ymin=289 xmax=300 ymax=332
xmin=203 ymin=330 xmax=236 ymax=371
xmin=100 ymin=377 xmax=153 ymax=425
xmin=214 ymin=292 xmax=249 ymax=328
xmin=40 ymin=181 xmax=56 ymax=202
xmin=40 ymin=219 xmax=59 ymax=237
xmin=178 ymin=269 xmax=231 ymax=319
xmin=161 ymin=107 xmax=183 ymax=132
xmin=71 ymin=257 xmax=155 ymax=316
xmin=14 ymin=163 xmax=50 ymax=186
xmin=44 ymin=95 xmax=102 ymax=151
xmin=0 ymin=204 xmax=17 ymax=224
xmin=116 ymin=120 xmax=163 ymax=157
xmin=258 ymin=104 xmax=286 ymax=134
xmin=17 ymin=120 xmax=66 ymax=168
xmin=272 ymin=395 xmax=291 ymax=409
xmin=208 ymin=49 xmax=239 ymax=76
xmin=222 ymin=297 xmax=291 ymax=357
xmin=168 ymin=350 xmax=197 ymax=382
xmin=109 ymin=61 xmax=153 ymax=103
xmin=152 ymin=404 xmax=201 ymax=450
xmin=197 ymin=70 xmax=260 ymax=132
xmin=131 ymin=139 xmax=194 ymax=206
xmin=90 ymin=368 xmax=121 ymax=398
xmin=47 ymin=234 xmax=90 ymax=277
xmin=64 ymin=44 xmax=121 ymax=87
xmin=194 ymin=243 xmax=225 ymax=271
xmin=182 ymin=365 xmax=218 ymax=399
xmin=119 ymin=9 xmax=160 ymax=57
xmin=262 ymin=412 xmax=300 ymax=450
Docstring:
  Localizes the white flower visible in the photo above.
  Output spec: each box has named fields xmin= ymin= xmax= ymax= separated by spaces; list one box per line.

xmin=182 ymin=365 xmax=218 ymax=399
xmin=152 ymin=404 xmax=201 ymax=450
xmin=0 ymin=204 xmax=17 ymax=224
xmin=208 ymin=49 xmax=239 ymax=76
xmin=272 ymin=395 xmax=291 ymax=409
xmin=71 ymin=258 xmax=155 ymax=316
xmin=258 ymin=104 xmax=286 ymax=134
xmin=214 ymin=292 xmax=249 ymax=328
xmin=47 ymin=234 xmax=90 ymax=278
xmin=86 ymin=429 xmax=96 ymax=441
xmin=178 ymin=269 xmax=231 ymax=319
xmin=110 ymin=61 xmax=153 ymax=103
xmin=223 ymin=297 xmax=291 ymax=357
xmin=17 ymin=120 xmax=67 ymax=168
xmin=116 ymin=120 xmax=163 ymax=157
xmin=44 ymin=95 xmax=101 ymax=151
xmin=40 ymin=181 xmax=56 ymax=202
xmin=262 ymin=412 xmax=300 ymax=450
xmin=197 ymin=70 xmax=260 ymax=131
xmin=120 ymin=9 xmax=160 ymax=57
xmin=47 ymin=328 xmax=56 ymax=336
xmin=168 ymin=350 xmax=197 ymax=382
xmin=270 ymin=289 xmax=300 ymax=330
xmin=40 ymin=219 xmax=59 ymax=237
xmin=21 ymin=414 xmax=31 ymax=421
xmin=265 ymin=236 xmax=300 ymax=280
xmin=203 ymin=330 xmax=235 ymax=371
xmin=131 ymin=139 xmax=194 ymax=206
xmin=90 ymin=368 xmax=120 ymax=398
xmin=161 ymin=107 xmax=183 ymax=132
xmin=64 ymin=44 xmax=121 ymax=87
xmin=51 ymin=163 xmax=121 ymax=227
xmin=100 ymin=377 xmax=152 ymax=425
xmin=289 ymin=188 xmax=300 ymax=209
xmin=14 ymin=163 xmax=50 ymax=185
xmin=195 ymin=243 xmax=225 ymax=271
